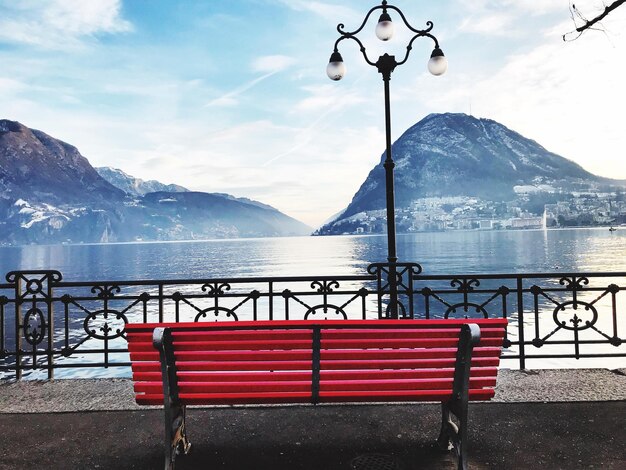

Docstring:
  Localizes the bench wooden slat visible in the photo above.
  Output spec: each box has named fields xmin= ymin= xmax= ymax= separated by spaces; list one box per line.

xmin=319 ymin=377 xmax=496 ymax=391
xmin=132 ymin=366 xmax=499 ymax=383
xmin=127 ymin=330 xmax=313 ymax=342
xmin=125 ymin=318 xmax=508 ymax=332
xmin=320 ymin=347 xmax=502 ymax=360
xmin=321 ymin=327 xmax=506 ymax=339
xmin=132 ymin=359 xmax=313 ymax=372
xmin=321 ymin=337 xmax=504 ymax=348
xmin=130 ymin=345 xmax=502 ymax=363
xmin=318 ymin=357 xmax=501 ymax=369
xmin=131 ymin=356 xmax=501 ymax=373
xmin=133 ymin=370 xmax=312 ymax=382
xmin=127 ymin=337 xmax=504 ymax=353
xmin=319 ymin=388 xmax=496 ymax=402
xmin=134 ymin=388 xmax=496 ymax=406
xmin=135 ymin=380 xmax=313 ymax=394
xmin=329 ymin=367 xmax=498 ymax=380
xmin=127 ymin=327 xmax=506 ymax=342
xmin=134 ymin=376 xmax=496 ymax=396
xmin=135 ymin=391 xmax=313 ymax=406
xmin=130 ymin=350 xmax=312 ymax=362
xmin=128 ymin=339 xmax=313 ymax=352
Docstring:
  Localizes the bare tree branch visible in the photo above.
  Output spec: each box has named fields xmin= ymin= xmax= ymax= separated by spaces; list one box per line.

xmin=563 ymin=0 xmax=626 ymax=41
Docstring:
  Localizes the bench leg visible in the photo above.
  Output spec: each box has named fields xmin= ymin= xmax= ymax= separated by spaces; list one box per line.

xmin=437 ymin=402 xmax=454 ymax=451
xmin=164 ymin=403 xmax=191 ymax=470
xmin=437 ymin=402 xmax=468 ymax=470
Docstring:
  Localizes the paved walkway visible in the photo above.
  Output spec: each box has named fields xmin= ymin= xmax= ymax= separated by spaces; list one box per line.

xmin=0 ymin=369 xmax=625 ymax=469
xmin=0 ymin=402 xmax=624 ymax=469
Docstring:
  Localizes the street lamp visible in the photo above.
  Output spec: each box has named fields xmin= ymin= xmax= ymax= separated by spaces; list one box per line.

xmin=327 ymin=0 xmax=447 ymax=319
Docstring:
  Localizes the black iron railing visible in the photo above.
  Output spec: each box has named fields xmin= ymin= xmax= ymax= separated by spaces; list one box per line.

xmin=0 ymin=265 xmax=624 ymax=379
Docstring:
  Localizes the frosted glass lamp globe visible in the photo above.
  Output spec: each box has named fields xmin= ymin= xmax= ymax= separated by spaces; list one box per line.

xmin=375 ymin=12 xmax=394 ymax=41
xmin=428 ymin=48 xmax=448 ymax=76
xmin=326 ymin=52 xmax=346 ymax=81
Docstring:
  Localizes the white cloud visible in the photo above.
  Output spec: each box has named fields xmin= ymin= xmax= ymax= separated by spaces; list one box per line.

xmin=457 ymin=0 xmax=565 ymax=16
xmin=276 ymin=0 xmax=359 ymax=22
xmin=294 ymin=84 xmax=367 ymax=113
xmin=0 ymin=77 xmax=28 ymax=93
xmin=459 ymin=13 xmax=514 ymax=36
xmin=0 ymin=0 xmax=132 ymax=49
xmin=456 ymin=0 xmax=569 ymax=36
xmin=252 ymin=55 xmax=296 ymax=73
xmin=498 ymin=0 xmax=565 ymax=16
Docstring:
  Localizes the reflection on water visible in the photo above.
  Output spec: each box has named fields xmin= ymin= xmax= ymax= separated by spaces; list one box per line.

xmin=1 ymin=228 xmax=625 ymax=280
xmin=399 ymin=227 xmax=626 ymax=274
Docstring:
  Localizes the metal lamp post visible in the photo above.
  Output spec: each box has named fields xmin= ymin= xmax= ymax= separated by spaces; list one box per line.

xmin=327 ymin=0 xmax=447 ymax=319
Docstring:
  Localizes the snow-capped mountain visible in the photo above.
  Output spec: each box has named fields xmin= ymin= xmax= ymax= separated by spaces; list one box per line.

xmin=319 ymin=113 xmax=625 ymax=234
xmin=96 ymin=167 xmax=188 ymax=196
xmin=0 ymin=120 xmax=311 ymax=244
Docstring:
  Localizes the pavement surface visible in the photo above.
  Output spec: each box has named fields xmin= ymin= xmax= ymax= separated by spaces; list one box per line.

xmin=0 ymin=369 xmax=625 ymax=469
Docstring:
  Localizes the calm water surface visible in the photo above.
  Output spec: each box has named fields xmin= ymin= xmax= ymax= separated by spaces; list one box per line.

xmin=0 ymin=227 xmax=624 ymax=279
xmin=2 ymin=227 xmax=625 ymax=377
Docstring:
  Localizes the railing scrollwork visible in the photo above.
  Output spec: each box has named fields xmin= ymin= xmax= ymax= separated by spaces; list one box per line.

xmin=0 ymin=268 xmax=624 ymax=379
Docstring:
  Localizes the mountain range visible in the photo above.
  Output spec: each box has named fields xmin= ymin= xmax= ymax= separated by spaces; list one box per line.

xmin=2 ymin=114 xmax=623 ymax=245
xmin=319 ymin=113 xmax=626 ymax=234
xmin=0 ymin=120 xmax=311 ymax=245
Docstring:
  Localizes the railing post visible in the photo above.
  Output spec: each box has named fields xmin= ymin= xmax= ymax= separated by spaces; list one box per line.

xmin=47 ymin=282 xmax=54 ymax=380
xmin=15 ymin=277 xmax=22 ymax=381
xmin=516 ymin=277 xmax=526 ymax=370
xmin=158 ymin=283 xmax=164 ymax=323
xmin=269 ymin=281 xmax=274 ymax=321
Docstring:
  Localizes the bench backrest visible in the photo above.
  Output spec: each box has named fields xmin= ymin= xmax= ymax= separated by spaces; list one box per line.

xmin=127 ymin=319 xmax=508 ymax=406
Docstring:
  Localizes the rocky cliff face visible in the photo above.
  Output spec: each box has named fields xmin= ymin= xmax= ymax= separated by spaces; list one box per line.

xmin=0 ymin=120 xmax=311 ymax=244
xmin=0 ymin=120 xmax=124 ymax=204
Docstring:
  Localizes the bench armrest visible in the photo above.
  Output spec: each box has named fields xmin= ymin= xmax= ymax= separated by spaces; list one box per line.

xmin=451 ymin=323 xmax=480 ymax=410
xmin=153 ymin=327 xmax=180 ymax=406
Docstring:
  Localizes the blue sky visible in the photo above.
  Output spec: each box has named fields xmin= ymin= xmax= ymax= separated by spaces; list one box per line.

xmin=0 ymin=0 xmax=625 ymax=227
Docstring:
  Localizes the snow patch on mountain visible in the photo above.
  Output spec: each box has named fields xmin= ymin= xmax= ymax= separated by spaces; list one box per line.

xmin=95 ymin=167 xmax=189 ymax=197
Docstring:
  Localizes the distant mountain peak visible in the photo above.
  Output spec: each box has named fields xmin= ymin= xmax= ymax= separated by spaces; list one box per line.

xmin=0 ymin=119 xmax=124 ymax=205
xmin=96 ymin=166 xmax=189 ymax=197
xmin=0 ymin=120 xmax=312 ymax=244
xmin=319 ymin=112 xmax=623 ymax=234
xmin=0 ymin=119 xmax=28 ymax=134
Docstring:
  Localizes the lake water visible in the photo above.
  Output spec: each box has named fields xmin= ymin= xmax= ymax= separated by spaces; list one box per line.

xmin=1 ymin=227 xmax=625 ymax=377
xmin=1 ymin=227 xmax=625 ymax=279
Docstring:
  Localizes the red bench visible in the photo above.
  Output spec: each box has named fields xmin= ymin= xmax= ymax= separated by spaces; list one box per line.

xmin=127 ymin=318 xmax=508 ymax=470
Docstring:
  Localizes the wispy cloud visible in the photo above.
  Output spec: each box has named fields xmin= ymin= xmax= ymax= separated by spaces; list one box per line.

xmin=0 ymin=0 xmax=132 ymax=49
xmin=204 ymin=72 xmax=276 ymax=108
xmin=205 ymin=55 xmax=296 ymax=108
